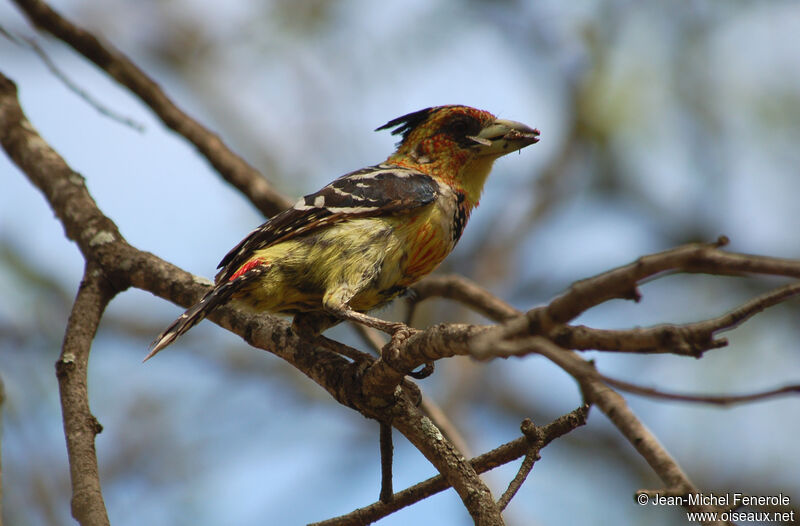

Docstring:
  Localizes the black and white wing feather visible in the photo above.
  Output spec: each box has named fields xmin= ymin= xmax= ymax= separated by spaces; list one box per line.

xmin=215 ymin=164 xmax=439 ymax=282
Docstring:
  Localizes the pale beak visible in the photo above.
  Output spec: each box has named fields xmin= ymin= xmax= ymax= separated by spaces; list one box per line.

xmin=468 ymin=118 xmax=540 ymax=156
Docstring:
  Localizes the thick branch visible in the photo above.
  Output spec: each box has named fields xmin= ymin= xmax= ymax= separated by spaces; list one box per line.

xmin=11 ymin=0 xmax=292 ymax=217
xmin=57 ymin=262 xmax=118 ymax=526
xmin=359 ymin=324 xmax=488 ymax=399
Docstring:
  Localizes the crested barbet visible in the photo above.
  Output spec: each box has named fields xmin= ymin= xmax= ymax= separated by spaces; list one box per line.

xmin=146 ymin=105 xmax=539 ymax=360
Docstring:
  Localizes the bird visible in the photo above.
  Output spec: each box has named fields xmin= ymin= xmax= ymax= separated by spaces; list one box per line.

xmin=146 ymin=105 xmax=539 ymax=361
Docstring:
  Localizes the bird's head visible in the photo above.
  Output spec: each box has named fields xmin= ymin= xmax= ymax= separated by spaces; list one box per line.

xmin=378 ymin=105 xmax=539 ymax=204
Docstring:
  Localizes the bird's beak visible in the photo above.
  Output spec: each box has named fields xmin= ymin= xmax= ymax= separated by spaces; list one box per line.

xmin=468 ymin=118 xmax=540 ymax=156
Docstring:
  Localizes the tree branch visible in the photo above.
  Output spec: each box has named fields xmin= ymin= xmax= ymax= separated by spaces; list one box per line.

xmin=598 ymin=374 xmax=800 ymax=406
xmin=56 ymin=262 xmax=118 ymax=526
xmin=403 ymin=274 xmax=768 ymax=524
xmin=0 ymin=27 xmax=144 ymax=131
xmin=382 ymin=395 xmax=504 ymax=524
xmin=379 ymin=422 xmax=394 ymax=503
xmin=478 ymin=280 xmax=800 ymax=359
xmin=11 ymin=0 xmax=292 ymax=217
xmin=496 ymin=418 xmax=542 ymax=511
xmin=471 ymin=238 xmax=800 ymax=356
xmin=311 ymin=405 xmax=588 ymax=526
xmin=411 ymin=274 xmax=520 ymax=322
xmin=524 ymin=339 xmax=727 ymax=524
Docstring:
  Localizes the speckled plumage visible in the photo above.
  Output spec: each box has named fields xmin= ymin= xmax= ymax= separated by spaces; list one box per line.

xmin=147 ymin=105 xmax=539 ymax=359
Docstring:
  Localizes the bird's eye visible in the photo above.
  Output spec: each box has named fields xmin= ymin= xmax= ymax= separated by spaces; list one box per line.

xmin=447 ymin=119 xmax=468 ymax=136
xmin=440 ymin=115 xmax=479 ymax=140
xmin=449 ymin=120 xmax=468 ymax=134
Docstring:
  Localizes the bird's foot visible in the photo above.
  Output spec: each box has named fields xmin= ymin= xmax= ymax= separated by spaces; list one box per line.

xmin=380 ymin=324 xmax=432 ymax=379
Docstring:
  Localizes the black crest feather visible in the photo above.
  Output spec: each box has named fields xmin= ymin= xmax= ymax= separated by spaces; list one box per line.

xmin=375 ymin=107 xmax=436 ymax=144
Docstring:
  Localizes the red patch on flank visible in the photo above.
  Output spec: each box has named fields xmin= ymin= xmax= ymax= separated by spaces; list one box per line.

xmin=229 ymin=258 xmax=266 ymax=281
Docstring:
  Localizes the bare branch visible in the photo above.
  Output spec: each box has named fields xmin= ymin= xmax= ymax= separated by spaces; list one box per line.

xmin=0 ymin=73 xmax=129 ymax=523
xmin=548 ymin=281 xmax=800 ymax=356
xmin=419 ymin=395 xmax=473 ymax=459
xmin=11 ymin=0 xmax=292 ymax=217
xmin=350 ymin=323 xmax=385 ymax=355
xmin=379 ymin=422 xmax=393 ymax=503
xmin=496 ymin=419 xmax=542 ymax=511
xmin=545 ymin=324 xmax=728 ymax=357
xmin=475 ymin=281 xmax=800 ymax=360
xmin=598 ymin=375 xmax=800 ymax=406
xmin=56 ymin=262 xmax=118 ymax=526
xmin=311 ymin=405 xmax=588 ymax=526
xmin=471 ymin=239 xmax=800 ymax=355
xmin=384 ymin=396 xmax=504 ymax=524
xmin=544 ymin=236 xmax=800 ymax=323
xmin=0 ymin=26 xmax=145 ymax=131
xmin=350 ymin=323 xmax=475 ymax=458
xmin=512 ymin=339 xmax=728 ymax=523
xmin=412 ymin=274 xmax=519 ymax=322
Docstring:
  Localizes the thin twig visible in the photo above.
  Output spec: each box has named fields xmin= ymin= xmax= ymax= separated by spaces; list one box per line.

xmin=350 ymin=323 xmax=385 ymax=355
xmin=25 ymin=35 xmax=146 ymax=131
xmin=311 ymin=405 xmax=588 ymax=526
xmin=379 ymin=422 xmax=393 ymax=503
xmin=12 ymin=0 xmax=292 ymax=217
xmin=412 ymin=274 xmax=519 ymax=322
xmin=496 ymin=419 xmax=543 ymax=511
xmin=519 ymin=339 xmax=729 ymax=523
xmin=0 ymin=26 xmax=145 ymax=131
xmin=598 ymin=374 xmax=800 ymax=406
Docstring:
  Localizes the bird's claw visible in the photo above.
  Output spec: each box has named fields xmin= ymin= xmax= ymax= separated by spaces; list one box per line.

xmin=388 ymin=323 xmax=417 ymax=343
xmin=380 ymin=323 xmax=421 ymax=374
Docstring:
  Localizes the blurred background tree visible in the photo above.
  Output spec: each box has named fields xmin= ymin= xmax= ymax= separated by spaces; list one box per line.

xmin=1 ymin=0 xmax=799 ymax=524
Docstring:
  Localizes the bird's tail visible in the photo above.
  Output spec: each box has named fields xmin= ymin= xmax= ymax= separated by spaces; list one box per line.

xmin=145 ymin=268 xmax=264 ymax=362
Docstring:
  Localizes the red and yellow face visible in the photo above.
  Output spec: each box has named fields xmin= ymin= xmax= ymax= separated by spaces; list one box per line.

xmin=382 ymin=105 xmax=539 ymax=205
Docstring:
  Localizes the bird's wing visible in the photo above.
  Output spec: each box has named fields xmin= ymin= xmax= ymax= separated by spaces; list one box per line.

xmin=216 ymin=164 xmax=439 ymax=281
